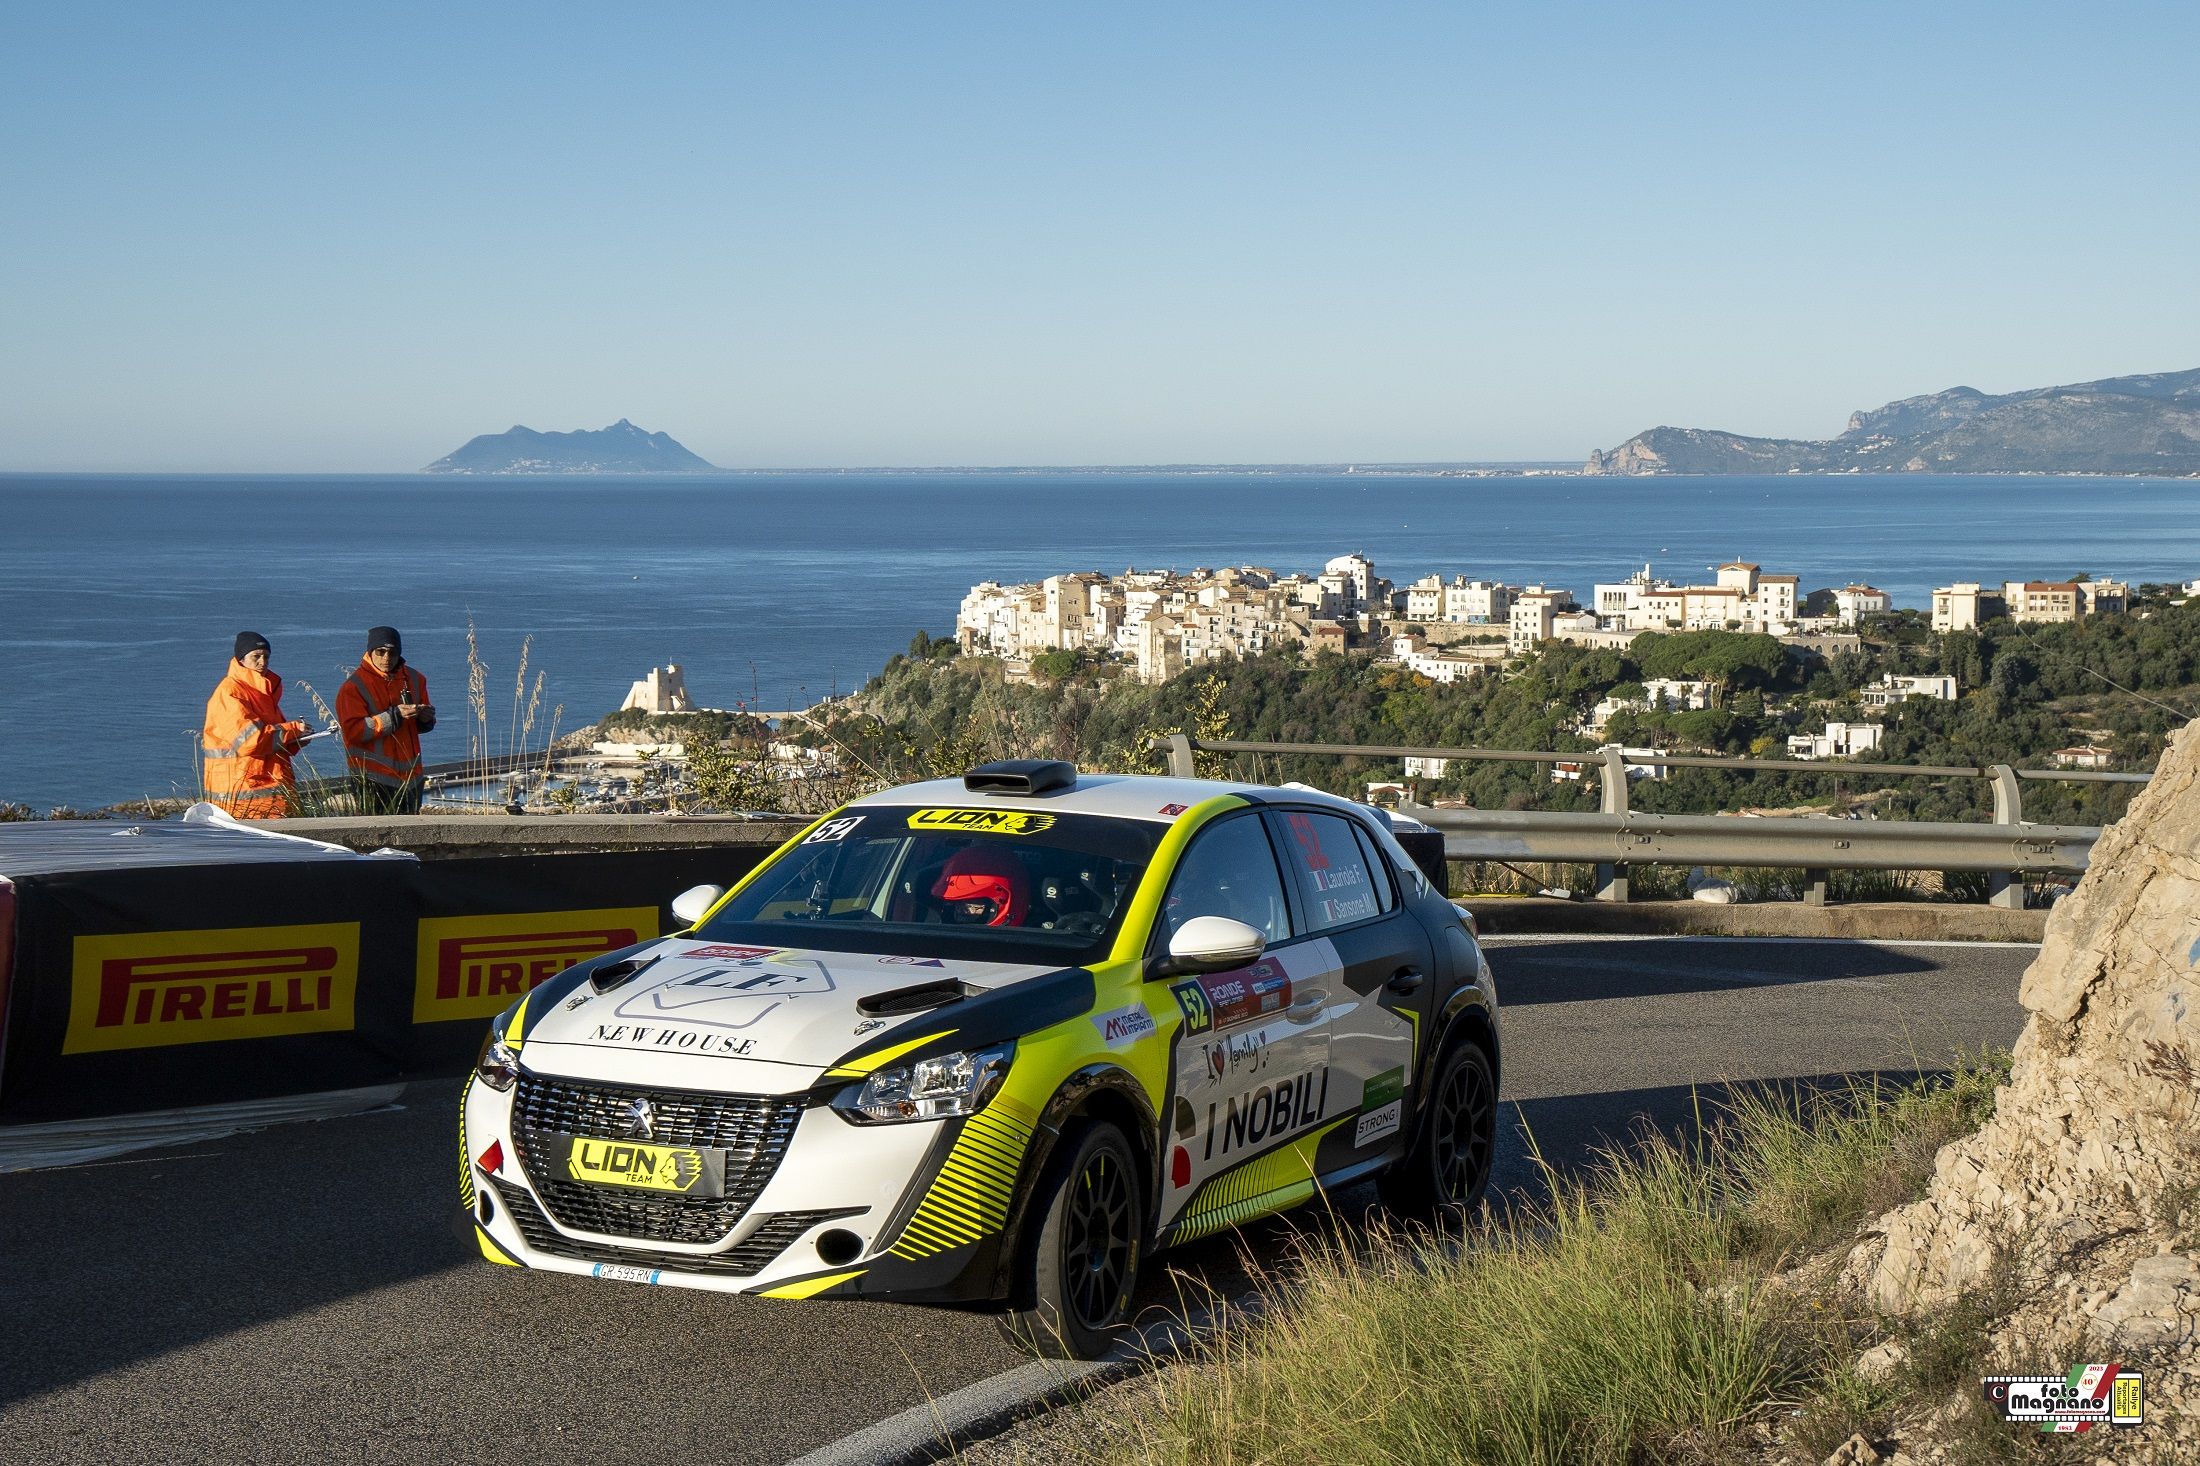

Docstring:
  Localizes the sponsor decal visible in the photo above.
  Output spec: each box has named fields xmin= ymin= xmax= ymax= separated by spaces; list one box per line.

xmin=66 ymin=922 xmax=359 ymax=1054
xmin=682 ymin=944 xmax=779 ymax=960
xmin=876 ymin=956 xmax=945 ymax=967
xmin=1319 ymin=892 xmax=1381 ymax=926
xmin=591 ymin=1263 xmax=663 ymax=1285
xmin=1285 ymin=812 xmax=1331 ymax=870
xmin=565 ymin=1136 xmax=722 ymax=1195
xmin=905 ymin=808 xmax=1057 ymax=836
xmin=1307 ymin=865 xmax=1365 ymax=892
xmin=591 ymin=1023 xmax=757 ymax=1057
xmin=1203 ymin=1067 xmax=1330 ymax=1160
xmin=802 ymin=815 xmax=865 ymax=844
xmin=1984 ymin=1368 xmax=2142 ymax=1432
xmin=1158 ymin=803 xmax=1189 ymax=816
xmin=613 ymin=958 xmax=835 ymax=1033
xmin=412 ymin=908 xmax=655 ymax=1023
xmin=1175 ymin=959 xmax=1292 ymax=1034
xmin=1355 ymin=1060 xmax=1408 ymax=1144
xmin=1092 ymin=1002 xmax=1158 ymax=1046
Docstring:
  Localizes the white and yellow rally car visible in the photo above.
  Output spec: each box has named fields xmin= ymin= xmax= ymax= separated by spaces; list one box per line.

xmin=459 ymin=761 xmax=1499 ymax=1356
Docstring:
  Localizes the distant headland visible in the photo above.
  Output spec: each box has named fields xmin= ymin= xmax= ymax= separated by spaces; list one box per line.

xmin=1585 ymin=367 xmax=2200 ymax=478
xmin=422 ymin=419 xmax=717 ymax=474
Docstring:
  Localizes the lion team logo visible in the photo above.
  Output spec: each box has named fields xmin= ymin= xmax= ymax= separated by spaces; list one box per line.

xmin=906 ymin=808 xmax=1057 ymax=836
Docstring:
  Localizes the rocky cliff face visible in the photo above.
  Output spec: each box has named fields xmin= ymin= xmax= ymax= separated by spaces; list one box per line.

xmin=1843 ymin=714 xmax=2200 ymax=1455
xmin=1584 ymin=367 xmax=2200 ymax=476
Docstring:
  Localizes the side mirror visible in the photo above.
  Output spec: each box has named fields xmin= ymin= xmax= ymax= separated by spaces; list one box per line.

xmin=1164 ymin=916 xmax=1266 ymax=974
xmin=670 ymin=884 xmax=726 ymax=927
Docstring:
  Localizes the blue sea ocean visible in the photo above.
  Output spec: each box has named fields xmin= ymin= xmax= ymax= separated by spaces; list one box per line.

xmin=4 ymin=472 xmax=2197 ymax=812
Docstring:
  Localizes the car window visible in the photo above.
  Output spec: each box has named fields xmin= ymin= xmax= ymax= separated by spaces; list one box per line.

xmin=697 ymin=806 xmax=1162 ymax=966
xmin=1275 ymin=810 xmax=1386 ymax=933
xmin=1159 ymin=813 xmax=1291 ymax=947
xmin=1350 ymin=822 xmax=1398 ymax=914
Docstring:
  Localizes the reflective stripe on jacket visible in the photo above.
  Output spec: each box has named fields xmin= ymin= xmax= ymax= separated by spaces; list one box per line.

xmin=202 ymin=659 xmax=296 ymax=820
xmin=337 ymin=658 xmax=428 ymax=787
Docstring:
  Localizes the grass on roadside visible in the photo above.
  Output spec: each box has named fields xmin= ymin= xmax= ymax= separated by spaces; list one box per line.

xmin=1044 ymin=1055 xmax=2020 ymax=1466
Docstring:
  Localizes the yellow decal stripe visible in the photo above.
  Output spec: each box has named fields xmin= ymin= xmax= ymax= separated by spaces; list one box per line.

xmin=476 ymin=1228 xmax=519 ymax=1266
xmin=886 ymin=1096 xmax=1039 ymax=1259
xmin=504 ymin=992 xmax=532 ymax=1048
xmin=1174 ymin=1118 xmax=1350 ymax=1244
xmin=458 ymin=1073 xmax=476 ymax=1209
xmin=758 ymin=1268 xmax=867 ymax=1300
xmin=824 ymin=1029 xmax=958 ymax=1080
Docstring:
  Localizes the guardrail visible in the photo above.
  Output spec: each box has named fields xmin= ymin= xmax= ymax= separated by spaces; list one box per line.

xmin=1151 ymin=735 xmax=2151 ymax=907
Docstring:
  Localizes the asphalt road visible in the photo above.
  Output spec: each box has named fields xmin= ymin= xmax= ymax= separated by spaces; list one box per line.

xmin=1 ymin=937 xmax=2033 ymax=1466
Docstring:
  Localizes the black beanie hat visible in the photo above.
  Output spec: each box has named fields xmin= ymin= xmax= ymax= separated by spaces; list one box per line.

xmin=234 ymin=631 xmax=271 ymax=661
xmin=366 ymin=626 xmax=403 ymax=655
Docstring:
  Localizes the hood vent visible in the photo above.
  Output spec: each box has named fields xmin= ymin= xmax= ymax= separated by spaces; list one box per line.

xmin=589 ymin=954 xmax=658 ymax=994
xmin=857 ymin=978 xmax=970 ymax=1017
xmin=963 ymin=759 xmax=1076 ymax=796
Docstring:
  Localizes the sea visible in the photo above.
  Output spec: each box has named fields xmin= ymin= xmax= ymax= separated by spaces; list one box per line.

xmin=4 ymin=471 xmax=2197 ymax=813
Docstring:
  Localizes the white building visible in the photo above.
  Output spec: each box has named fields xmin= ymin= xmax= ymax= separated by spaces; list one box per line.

xmin=1860 ymin=673 xmax=1958 ymax=707
xmin=2051 ymin=745 xmax=2115 ymax=770
xmin=1323 ymin=554 xmax=1378 ymax=614
xmin=1402 ymin=646 xmax=1497 ymax=684
xmin=1832 ymin=585 xmax=1892 ymax=624
xmin=1930 ymin=582 xmax=1998 ymax=633
xmin=1508 ymin=585 xmax=1574 ymax=650
xmin=1551 ymin=745 xmax=1667 ymax=782
xmin=1787 ymin=721 xmax=1885 ymax=760
xmin=1403 ymin=756 xmax=1450 ymax=778
xmin=620 ymin=664 xmax=694 ymax=714
xmin=1590 ymin=561 xmax=1797 ymax=633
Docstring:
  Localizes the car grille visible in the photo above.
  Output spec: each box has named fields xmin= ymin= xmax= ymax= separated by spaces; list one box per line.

xmin=494 ymin=1181 xmax=858 ymax=1277
xmin=511 ymin=1074 xmax=804 ymax=1244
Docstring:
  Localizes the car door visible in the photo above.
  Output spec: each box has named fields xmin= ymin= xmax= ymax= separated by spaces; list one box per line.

xmin=1148 ymin=810 xmax=1335 ymax=1230
xmin=1264 ymin=806 xmax=1435 ymax=1161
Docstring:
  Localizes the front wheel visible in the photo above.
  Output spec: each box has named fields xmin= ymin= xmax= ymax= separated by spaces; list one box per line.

xmin=1379 ymin=1039 xmax=1497 ymax=1220
xmin=996 ymin=1121 xmax=1143 ymax=1359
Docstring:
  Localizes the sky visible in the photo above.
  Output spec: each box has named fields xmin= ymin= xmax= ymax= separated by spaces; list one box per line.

xmin=2 ymin=1 xmax=2197 ymax=471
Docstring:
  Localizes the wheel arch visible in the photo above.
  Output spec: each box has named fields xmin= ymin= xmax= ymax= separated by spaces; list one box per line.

xmin=989 ymin=1062 xmax=1158 ymax=1307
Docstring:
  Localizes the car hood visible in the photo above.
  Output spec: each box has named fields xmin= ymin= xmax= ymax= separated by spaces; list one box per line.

xmin=517 ymin=936 xmax=1061 ymax=1074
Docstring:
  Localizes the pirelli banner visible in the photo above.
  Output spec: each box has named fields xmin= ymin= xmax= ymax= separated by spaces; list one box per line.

xmin=0 ymin=844 xmax=780 ymax=1123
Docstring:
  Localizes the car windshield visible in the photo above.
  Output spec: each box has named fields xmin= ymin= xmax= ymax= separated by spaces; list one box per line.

xmin=693 ymin=805 xmax=1164 ymax=967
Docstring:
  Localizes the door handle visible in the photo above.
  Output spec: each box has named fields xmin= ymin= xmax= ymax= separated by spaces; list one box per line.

xmin=1387 ymin=966 xmax=1425 ymax=995
xmin=1287 ymin=992 xmax=1324 ymax=1025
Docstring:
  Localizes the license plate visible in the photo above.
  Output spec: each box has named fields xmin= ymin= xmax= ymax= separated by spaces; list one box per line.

xmin=591 ymin=1263 xmax=662 ymax=1285
xmin=557 ymin=1134 xmax=727 ymax=1197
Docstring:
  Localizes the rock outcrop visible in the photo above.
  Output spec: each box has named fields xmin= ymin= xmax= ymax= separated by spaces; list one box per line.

xmin=1844 ymin=715 xmax=2200 ymax=1450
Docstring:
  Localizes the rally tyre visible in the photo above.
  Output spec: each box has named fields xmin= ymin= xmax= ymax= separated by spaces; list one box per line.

xmin=996 ymin=1121 xmax=1143 ymax=1360
xmin=1379 ymin=1039 xmax=1497 ymax=1221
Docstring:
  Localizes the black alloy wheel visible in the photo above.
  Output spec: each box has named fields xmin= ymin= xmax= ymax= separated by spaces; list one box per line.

xmin=998 ymin=1121 xmax=1143 ymax=1359
xmin=1379 ymin=1039 xmax=1498 ymax=1219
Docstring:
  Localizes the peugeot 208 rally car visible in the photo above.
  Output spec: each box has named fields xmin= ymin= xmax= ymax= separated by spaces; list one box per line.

xmin=459 ymin=761 xmax=1499 ymax=1357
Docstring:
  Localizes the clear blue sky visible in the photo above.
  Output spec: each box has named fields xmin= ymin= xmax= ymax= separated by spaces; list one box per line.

xmin=3 ymin=1 xmax=2195 ymax=470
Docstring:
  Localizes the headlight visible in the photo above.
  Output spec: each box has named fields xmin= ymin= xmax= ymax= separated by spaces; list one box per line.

xmin=475 ymin=1032 xmax=521 ymax=1092
xmin=832 ymin=1042 xmax=1013 ymax=1124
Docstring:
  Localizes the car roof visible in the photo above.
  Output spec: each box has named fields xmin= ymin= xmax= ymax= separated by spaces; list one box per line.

xmin=846 ymin=771 xmax=1370 ymax=825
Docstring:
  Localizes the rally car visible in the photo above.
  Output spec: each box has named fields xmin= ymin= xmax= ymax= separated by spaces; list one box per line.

xmin=458 ymin=761 xmax=1499 ymax=1357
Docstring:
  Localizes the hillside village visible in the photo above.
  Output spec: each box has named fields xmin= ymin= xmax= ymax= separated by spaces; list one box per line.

xmin=953 ymin=555 xmax=2142 ymax=772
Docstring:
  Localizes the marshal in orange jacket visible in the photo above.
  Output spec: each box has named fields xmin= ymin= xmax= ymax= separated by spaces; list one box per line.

xmin=201 ymin=659 xmax=306 ymax=819
xmin=336 ymin=656 xmax=432 ymax=792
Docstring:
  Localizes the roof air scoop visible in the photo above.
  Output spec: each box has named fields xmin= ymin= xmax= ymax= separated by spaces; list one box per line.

xmin=963 ymin=759 xmax=1077 ymax=796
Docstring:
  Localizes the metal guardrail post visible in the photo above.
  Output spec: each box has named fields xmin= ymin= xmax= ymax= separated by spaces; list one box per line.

xmin=1595 ymin=744 xmax=1630 ymax=902
xmin=1163 ymin=733 xmax=1198 ymax=780
xmin=1987 ymin=763 xmax=2025 ymax=910
xmin=1803 ymin=868 xmax=1830 ymax=906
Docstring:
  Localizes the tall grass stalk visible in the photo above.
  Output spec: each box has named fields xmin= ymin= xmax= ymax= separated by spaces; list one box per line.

xmin=1070 ymin=1059 xmax=2007 ymax=1466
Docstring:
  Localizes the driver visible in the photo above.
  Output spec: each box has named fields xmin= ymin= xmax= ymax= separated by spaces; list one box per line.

xmin=931 ymin=846 xmax=1030 ymax=927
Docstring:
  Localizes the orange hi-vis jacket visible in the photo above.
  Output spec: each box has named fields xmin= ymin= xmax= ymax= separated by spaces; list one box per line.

xmin=337 ymin=657 xmax=430 ymax=790
xmin=201 ymin=659 xmax=303 ymax=819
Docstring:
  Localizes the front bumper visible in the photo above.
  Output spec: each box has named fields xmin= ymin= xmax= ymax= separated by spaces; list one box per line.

xmin=461 ymin=1066 xmax=1017 ymax=1303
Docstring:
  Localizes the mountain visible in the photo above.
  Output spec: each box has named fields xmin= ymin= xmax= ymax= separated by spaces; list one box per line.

xmin=423 ymin=420 xmax=718 ymax=474
xmin=1584 ymin=368 xmax=2200 ymax=476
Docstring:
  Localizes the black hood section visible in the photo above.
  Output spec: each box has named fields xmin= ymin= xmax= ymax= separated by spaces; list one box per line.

xmin=825 ymin=965 xmax=1098 ymax=1078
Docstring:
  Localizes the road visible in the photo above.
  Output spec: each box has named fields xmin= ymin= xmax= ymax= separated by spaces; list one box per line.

xmin=0 ymin=936 xmax=2033 ymax=1466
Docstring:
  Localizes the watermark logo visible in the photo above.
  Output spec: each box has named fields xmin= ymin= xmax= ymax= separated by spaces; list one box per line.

xmin=1983 ymin=1366 xmax=2142 ymax=1433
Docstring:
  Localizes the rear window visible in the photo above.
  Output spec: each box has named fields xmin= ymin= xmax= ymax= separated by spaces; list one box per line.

xmin=1274 ymin=810 xmax=1387 ymax=933
xmin=694 ymin=805 xmax=1163 ymax=966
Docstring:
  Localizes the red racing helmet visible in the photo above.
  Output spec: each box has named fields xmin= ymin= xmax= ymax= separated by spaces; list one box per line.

xmin=932 ymin=846 xmax=1028 ymax=927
